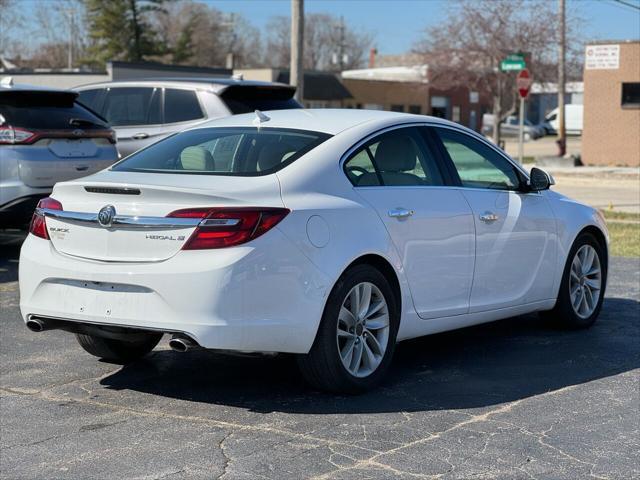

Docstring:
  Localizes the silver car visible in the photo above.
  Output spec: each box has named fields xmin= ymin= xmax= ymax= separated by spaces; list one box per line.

xmin=0 ymin=79 xmax=118 ymax=228
xmin=74 ymin=78 xmax=302 ymax=157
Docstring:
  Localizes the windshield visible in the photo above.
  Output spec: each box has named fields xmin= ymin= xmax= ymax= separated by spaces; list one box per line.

xmin=111 ymin=127 xmax=330 ymax=176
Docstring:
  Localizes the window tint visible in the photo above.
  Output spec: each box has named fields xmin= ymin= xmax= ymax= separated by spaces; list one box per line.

xmin=164 ymin=88 xmax=203 ymax=123
xmin=435 ymin=128 xmax=521 ymax=190
xmin=103 ymin=87 xmax=157 ymax=126
xmin=220 ymin=85 xmax=302 ymax=114
xmin=0 ymin=91 xmax=108 ymax=130
xmin=345 ymin=127 xmax=444 ymax=187
xmin=76 ymin=89 xmax=101 ymax=111
xmin=112 ymin=127 xmax=330 ymax=176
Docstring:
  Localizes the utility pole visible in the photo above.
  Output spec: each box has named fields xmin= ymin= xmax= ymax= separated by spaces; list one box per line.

xmin=67 ymin=9 xmax=75 ymax=70
xmin=290 ymin=0 xmax=304 ymax=103
xmin=557 ymin=0 xmax=566 ymax=156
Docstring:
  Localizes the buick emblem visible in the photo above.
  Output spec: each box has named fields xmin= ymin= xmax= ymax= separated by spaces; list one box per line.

xmin=97 ymin=205 xmax=116 ymax=227
xmin=72 ymin=129 xmax=84 ymax=137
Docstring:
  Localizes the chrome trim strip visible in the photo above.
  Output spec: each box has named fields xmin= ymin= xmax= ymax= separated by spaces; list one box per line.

xmin=38 ymin=208 xmax=201 ymax=229
xmin=199 ymin=218 xmax=240 ymax=227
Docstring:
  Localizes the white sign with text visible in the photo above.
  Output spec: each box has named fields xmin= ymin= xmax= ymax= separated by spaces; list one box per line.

xmin=585 ymin=44 xmax=620 ymax=70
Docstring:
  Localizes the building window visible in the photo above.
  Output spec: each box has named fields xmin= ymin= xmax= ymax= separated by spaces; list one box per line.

xmin=390 ymin=104 xmax=404 ymax=112
xmin=621 ymin=83 xmax=640 ymax=108
xmin=408 ymin=105 xmax=421 ymax=114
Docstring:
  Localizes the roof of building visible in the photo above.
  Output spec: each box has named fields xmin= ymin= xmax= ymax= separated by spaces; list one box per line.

xmin=194 ymin=108 xmax=454 ymax=135
xmin=275 ymin=71 xmax=352 ymax=101
xmin=341 ymin=66 xmax=429 ymax=83
xmin=108 ymin=61 xmax=231 ymax=75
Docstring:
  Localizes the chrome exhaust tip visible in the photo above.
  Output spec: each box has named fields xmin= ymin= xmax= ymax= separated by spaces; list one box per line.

xmin=26 ymin=317 xmax=47 ymax=332
xmin=169 ymin=335 xmax=197 ymax=353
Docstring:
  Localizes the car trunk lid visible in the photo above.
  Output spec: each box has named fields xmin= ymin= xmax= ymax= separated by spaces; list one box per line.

xmin=45 ymin=171 xmax=284 ymax=262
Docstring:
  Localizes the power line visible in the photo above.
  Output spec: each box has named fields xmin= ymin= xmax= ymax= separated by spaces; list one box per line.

xmin=608 ymin=0 xmax=640 ymax=12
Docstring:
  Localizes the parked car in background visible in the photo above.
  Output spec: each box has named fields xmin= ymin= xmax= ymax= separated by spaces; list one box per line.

xmin=19 ymin=109 xmax=608 ymax=393
xmin=482 ymin=114 xmax=545 ymax=141
xmin=0 ymin=78 xmax=118 ymax=229
xmin=541 ymin=104 xmax=583 ymax=135
xmin=75 ymin=78 xmax=302 ymax=157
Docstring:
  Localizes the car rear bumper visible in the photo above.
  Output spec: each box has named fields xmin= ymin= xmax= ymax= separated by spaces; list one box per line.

xmin=19 ymin=229 xmax=332 ymax=353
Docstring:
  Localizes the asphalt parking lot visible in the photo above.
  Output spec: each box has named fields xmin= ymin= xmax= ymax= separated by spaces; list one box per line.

xmin=1 ymin=232 xmax=638 ymax=480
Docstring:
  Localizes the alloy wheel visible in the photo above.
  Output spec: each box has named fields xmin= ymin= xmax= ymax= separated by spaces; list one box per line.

xmin=336 ymin=282 xmax=390 ymax=378
xmin=569 ymin=244 xmax=602 ymax=319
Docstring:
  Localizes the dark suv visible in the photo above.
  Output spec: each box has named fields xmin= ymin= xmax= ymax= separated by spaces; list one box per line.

xmin=75 ymin=78 xmax=301 ymax=157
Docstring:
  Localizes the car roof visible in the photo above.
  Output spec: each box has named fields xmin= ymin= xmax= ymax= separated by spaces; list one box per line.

xmin=193 ymin=108 xmax=459 ymax=135
xmin=74 ymin=77 xmax=294 ymax=93
xmin=0 ymin=77 xmax=78 ymax=96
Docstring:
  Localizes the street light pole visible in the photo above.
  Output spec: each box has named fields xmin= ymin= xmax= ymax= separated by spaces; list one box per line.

xmin=557 ymin=0 xmax=566 ymax=156
xmin=290 ymin=0 xmax=304 ymax=103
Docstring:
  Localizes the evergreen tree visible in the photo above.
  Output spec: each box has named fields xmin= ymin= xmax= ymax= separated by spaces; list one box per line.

xmin=84 ymin=0 xmax=167 ymax=66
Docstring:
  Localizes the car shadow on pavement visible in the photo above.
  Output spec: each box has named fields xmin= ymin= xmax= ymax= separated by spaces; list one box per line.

xmin=101 ymin=296 xmax=639 ymax=414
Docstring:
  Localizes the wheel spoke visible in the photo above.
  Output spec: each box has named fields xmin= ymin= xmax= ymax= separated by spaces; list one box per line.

xmin=365 ymin=299 xmax=385 ymax=320
xmin=585 ymin=277 xmax=600 ymax=289
xmin=365 ymin=313 xmax=389 ymax=330
xmin=339 ymin=306 xmax=356 ymax=327
xmin=365 ymin=330 xmax=383 ymax=355
xmin=349 ymin=341 xmax=364 ymax=373
xmin=584 ymin=286 xmax=595 ymax=311
xmin=572 ymin=289 xmax=584 ymax=311
xmin=358 ymin=283 xmax=372 ymax=319
xmin=341 ymin=338 xmax=356 ymax=364
xmin=582 ymin=247 xmax=594 ymax=275
xmin=362 ymin=342 xmax=376 ymax=371
xmin=570 ymin=269 xmax=580 ymax=282
xmin=349 ymin=287 xmax=360 ymax=317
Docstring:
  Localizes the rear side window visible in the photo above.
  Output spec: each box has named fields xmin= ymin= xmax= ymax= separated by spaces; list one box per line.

xmin=220 ymin=85 xmax=302 ymax=114
xmin=102 ymin=87 xmax=159 ymax=126
xmin=344 ymin=127 xmax=444 ymax=187
xmin=164 ymin=88 xmax=203 ymax=123
xmin=0 ymin=91 xmax=108 ymax=130
xmin=76 ymin=89 xmax=102 ymax=111
xmin=111 ymin=127 xmax=330 ymax=176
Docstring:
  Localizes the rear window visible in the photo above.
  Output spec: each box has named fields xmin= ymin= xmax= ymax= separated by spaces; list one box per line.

xmin=102 ymin=87 xmax=159 ymax=126
xmin=0 ymin=91 xmax=108 ymax=130
xmin=111 ymin=127 xmax=330 ymax=176
xmin=220 ymin=85 xmax=302 ymax=114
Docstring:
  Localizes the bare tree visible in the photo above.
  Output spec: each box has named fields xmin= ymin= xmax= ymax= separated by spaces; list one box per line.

xmin=413 ymin=0 xmax=580 ymax=143
xmin=265 ymin=13 xmax=373 ymax=70
xmin=154 ymin=1 xmax=263 ymax=68
xmin=0 ymin=0 xmax=25 ymax=60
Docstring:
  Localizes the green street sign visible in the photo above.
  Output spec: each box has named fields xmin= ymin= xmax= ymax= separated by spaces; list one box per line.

xmin=500 ymin=53 xmax=527 ymax=72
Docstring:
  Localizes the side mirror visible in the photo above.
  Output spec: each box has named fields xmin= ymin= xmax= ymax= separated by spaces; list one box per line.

xmin=528 ymin=167 xmax=554 ymax=191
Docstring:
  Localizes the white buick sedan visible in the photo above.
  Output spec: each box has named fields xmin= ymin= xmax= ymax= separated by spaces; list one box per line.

xmin=19 ymin=109 xmax=608 ymax=393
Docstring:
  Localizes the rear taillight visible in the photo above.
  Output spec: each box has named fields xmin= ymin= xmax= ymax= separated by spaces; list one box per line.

xmin=0 ymin=126 xmax=38 ymax=144
xmin=29 ymin=197 xmax=63 ymax=239
xmin=167 ymin=207 xmax=290 ymax=250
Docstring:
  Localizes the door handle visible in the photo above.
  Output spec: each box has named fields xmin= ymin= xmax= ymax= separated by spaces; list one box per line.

xmin=132 ymin=133 xmax=149 ymax=140
xmin=479 ymin=211 xmax=499 ymax=223
xmin=388 ymin=208 xmax=414 ymax=219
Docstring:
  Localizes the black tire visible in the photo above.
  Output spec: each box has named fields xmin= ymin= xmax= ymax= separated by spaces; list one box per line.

xmin=75 ymin=332 xmax=162 ymax=364
xmin=297 ymin=264 xmax=400 ymax=394
xmin=541 ymin=232 xmax=607 ymax=329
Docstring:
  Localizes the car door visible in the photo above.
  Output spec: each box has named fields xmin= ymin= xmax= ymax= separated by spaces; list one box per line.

xmin=431 ymin=126 xmax=557 ymax=313
xmin=345 ymin=126 xmax=475 ymax=319
xmin=101 ymin=86 xmax=164 ymax=157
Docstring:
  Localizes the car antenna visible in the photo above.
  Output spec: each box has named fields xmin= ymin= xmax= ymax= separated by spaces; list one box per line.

xmin=253 ymin=110 xmax=270 ymax=128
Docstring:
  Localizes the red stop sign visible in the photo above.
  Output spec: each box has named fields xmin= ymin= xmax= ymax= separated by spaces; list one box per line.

xmin=517 ymin=68 xmax=532 ymax=98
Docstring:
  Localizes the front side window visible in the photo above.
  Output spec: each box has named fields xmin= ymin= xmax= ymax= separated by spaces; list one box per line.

xmin=344 ymin=127 xmax=444 ymax=187
xmin=102 ymin=87 xmax=157 ymax=126
xmin=111 ymin=127 xmax=330 ymax=176
xmin=164 ymin=88 xmax=204 ymax=123
xmin=434 ymin=127 xmax=521 ymax=190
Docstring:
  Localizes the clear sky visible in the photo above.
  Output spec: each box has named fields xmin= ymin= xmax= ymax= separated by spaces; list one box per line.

xmin=11 ymin=0 xmax=640 ymax=56
xmin=211 ymin=0 xmax=640 ymax=55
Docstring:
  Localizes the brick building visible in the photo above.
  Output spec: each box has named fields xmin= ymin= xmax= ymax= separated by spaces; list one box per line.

xmin=341 ymin=66 xmax=490 ymax=132
xmin=582 ymin=41 xmax=640 ymax=166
